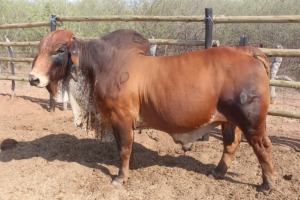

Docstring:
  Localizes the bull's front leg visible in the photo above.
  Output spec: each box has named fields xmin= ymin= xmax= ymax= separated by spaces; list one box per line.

xmin=111 ymin=117 xmax=134 ymax=186
xmin=49 ymin=94 xmax=56 ymax=112
xmin=46 ymin=84 xmax=57 ymax=112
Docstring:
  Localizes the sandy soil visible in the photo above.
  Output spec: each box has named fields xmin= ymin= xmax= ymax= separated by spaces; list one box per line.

xmin=0 ymin=81 xmax=299 ymax=200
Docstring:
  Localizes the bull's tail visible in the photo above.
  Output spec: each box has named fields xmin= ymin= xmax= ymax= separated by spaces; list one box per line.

xmin=253 ymin=53 xmax=270 ymax=77
xmin=238 ymin=47 xmax=270 ymax=77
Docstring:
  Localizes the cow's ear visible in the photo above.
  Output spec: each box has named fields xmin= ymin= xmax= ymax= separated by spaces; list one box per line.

xmin=68 ymin=38 xmax=79 ymax=82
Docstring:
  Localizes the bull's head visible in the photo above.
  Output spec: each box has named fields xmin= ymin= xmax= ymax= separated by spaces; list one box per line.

xmin=29 ymin=30 xmax=80 ymax=95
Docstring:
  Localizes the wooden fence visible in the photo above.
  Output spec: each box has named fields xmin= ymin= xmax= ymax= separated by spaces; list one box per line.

xmin=0 ymin=9 xmax=300 ymax=119
xmin=1 ymin=15 xmax=300 ymax=30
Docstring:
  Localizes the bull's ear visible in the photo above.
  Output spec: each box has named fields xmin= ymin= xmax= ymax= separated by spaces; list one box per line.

xmin=68 ymin=38 xmax=79 ymax=82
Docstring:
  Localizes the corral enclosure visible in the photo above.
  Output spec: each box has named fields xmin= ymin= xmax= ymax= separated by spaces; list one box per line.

xmin=0 ymin=0 xmax=300 ymax=199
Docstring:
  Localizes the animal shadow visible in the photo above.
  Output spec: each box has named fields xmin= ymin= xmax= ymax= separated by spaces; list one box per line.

xmin=270 ymin=136 xmax=300 ymax=152
xmin=0 ymin=134 xmax=217 ymax=180
xmin=208 ymin=128 xmax=300 ymax=152
xmin=0 ymin=93 xmax=68 ymax=112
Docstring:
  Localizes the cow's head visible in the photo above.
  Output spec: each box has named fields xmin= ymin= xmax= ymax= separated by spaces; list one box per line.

xmin=29 ymin=30 xmax=80 ymax=92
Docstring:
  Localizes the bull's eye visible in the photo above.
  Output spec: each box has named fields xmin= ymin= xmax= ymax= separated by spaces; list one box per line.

xmin=52 ymin=47 xmax=67 ymax=65
xmin=53 ymin=48 xmax=65 ymax=55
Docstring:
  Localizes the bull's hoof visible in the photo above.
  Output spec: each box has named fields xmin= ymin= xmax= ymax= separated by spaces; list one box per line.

xmin=207 ymin=169 xmax=225 ymax=180
xmin=201 ymin=133 xmax=210 ymax=141
xmin=112 ymin=177 xmax=124 ymax=186
xmin=257 ymin=182 xmax=273 ymax=195
xmin=182 ymin=143 xmax=193 ymax=152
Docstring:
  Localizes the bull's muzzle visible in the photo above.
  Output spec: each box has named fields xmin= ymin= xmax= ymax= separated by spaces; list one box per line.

xmin=28 ymin=74 xmax=40 ymax=86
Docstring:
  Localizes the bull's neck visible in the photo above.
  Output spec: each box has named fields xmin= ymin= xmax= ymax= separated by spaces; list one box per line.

xmin=78 ymin=41 xmax=97 ymax=74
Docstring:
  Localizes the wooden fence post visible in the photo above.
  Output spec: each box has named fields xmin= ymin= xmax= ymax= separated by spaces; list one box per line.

xmin=205 ymin=8 xmax=213 ymax=49
xmin=50 ymin=14 xmax=57 ymax=32
xmin=4 ymin=35 xmax=15 ymax=98
xmin=49 ymin=14 xmax=57 ymax=112
xmin=239 ymin=35 xmax=248 ymax=46
xmin=150 ymin=37 xmax=157 ymax=56
xmin=49 ymin=14 xmax=68 ymax=112
xmin=202 ymin=8 xmax=213 ymax=141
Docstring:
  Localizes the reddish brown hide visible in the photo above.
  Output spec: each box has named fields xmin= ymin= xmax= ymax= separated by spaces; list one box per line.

xmin=29 ymin=29 xmax=273 ymax=194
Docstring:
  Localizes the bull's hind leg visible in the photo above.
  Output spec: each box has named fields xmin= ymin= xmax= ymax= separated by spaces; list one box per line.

xmin=243 ymin=126 xmax=274 ymax=193
xmin=210 ymin=123 xmax=242 ymax=179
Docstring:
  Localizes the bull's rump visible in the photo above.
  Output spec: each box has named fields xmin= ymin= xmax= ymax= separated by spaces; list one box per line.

xmin=136 ymin=46 xmax=269 ymax=134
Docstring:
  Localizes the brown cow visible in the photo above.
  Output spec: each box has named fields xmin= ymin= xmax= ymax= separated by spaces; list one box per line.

xmin=29 ymin=29 xmax=274 ymax=193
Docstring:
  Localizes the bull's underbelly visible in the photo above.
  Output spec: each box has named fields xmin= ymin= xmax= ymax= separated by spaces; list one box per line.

xmin=137 ymin=112 xmax=224 ymax=152
xmin=139 ymin=101 xmax=226 ymax=133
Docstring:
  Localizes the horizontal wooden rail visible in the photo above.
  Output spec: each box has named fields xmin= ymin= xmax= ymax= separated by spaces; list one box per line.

xmin=268 ymin=109 xmax=300 ymax=119
xmin=270 ymin=80 xmax=300 ymax=89
xmin=0 ymin=75 xmax=29 ymax=82
xmin=1 ymin=15 xmax=300 ymax=31
xmin=0 ymin=41 xmax=39 ymax=47
xmin=0 ymin=22 xmax=49 ymax=30
xmin=1 ymin=49 xmax=300 ymax=62
xmin=0 ymin=39 xmax=207 ymax=47
xmin=214 ymin=15 xmax=300 ymax=23
xmin=0 ymin=57 xmax=34 ymax=62
xmin=58 ymin=15 xmax=300 ymax=24
xmin=1 ymin=76 xmax=299 ymax=119
xmin=149 ymin=39 xmax=206 ymax=46
xmin=149 ymin=39 xmax=220 ymax=46
xmin=57 ymin=15 xmax=204 ymax=23
xmin=1 ymin=41 xmax=300 ymax=57
xmin=2 ymin=75 xmax=298 ymax=89
xmin=260 ymin=48 xmax=300 ymax=57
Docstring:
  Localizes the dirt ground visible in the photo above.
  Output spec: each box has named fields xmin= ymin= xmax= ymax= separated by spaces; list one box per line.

xmin=0 ymin=81 xmax=299 ymax=200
